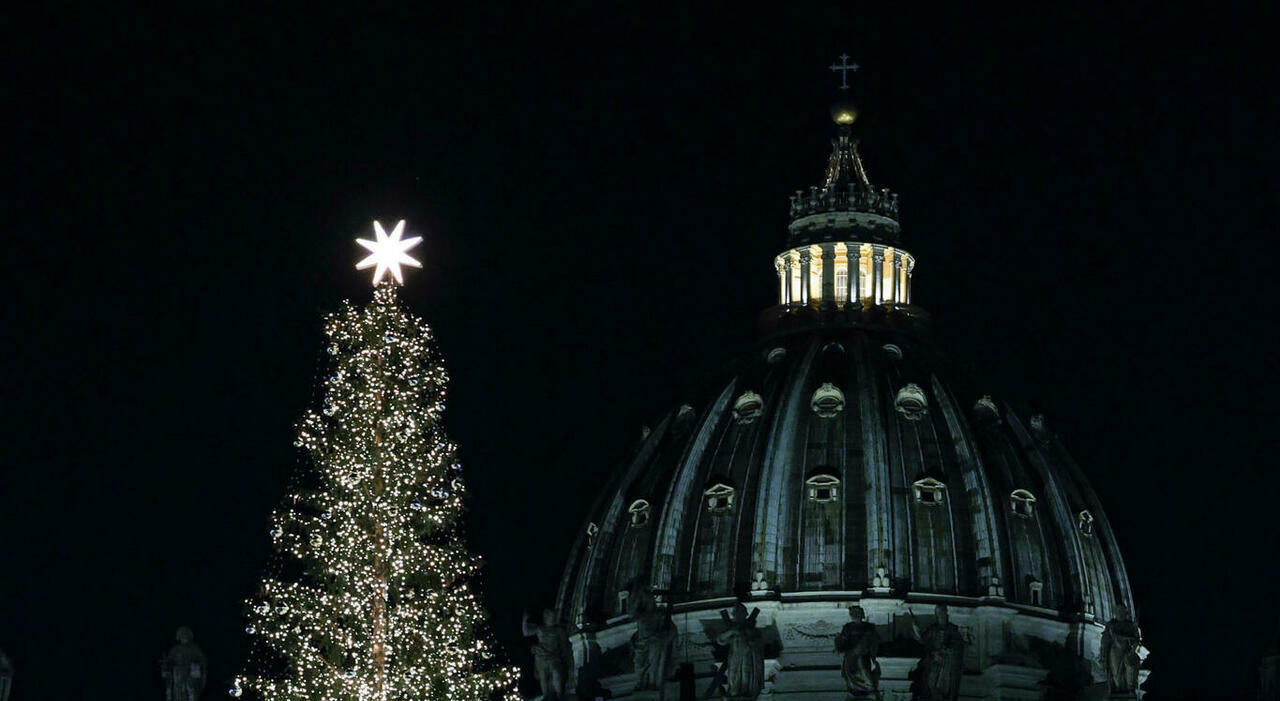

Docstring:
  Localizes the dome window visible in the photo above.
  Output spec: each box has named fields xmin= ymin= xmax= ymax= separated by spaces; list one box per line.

xmin=811 ymin=382 xmax=845 ymax=418
xmin=674 ymin=404 xmax=696 ymax=437
xmin=806 ymin=473 xmax=840 ymax=503
xmin=733 ymin=391 xmax=764 ymax=425
xmin=1029 ymin=578 xmax=1044 ymax=606
xmin=895 ymin=383 xmax=928 ymax=420
xmin=1010 ymin=489 xmax=1037 ymax=517
xmin=912 ymin=477 xmax=946 ymax=505
xmin=973 ymin=395 xmax=1000 ymax=423
xmin=882 ymin=343 xmax=903 ymax=360
xmin=628 ymin=499 xmax=651 ymax=527
xmin=704 ymin=482 xmax=735 ymax=513
xmin=585 ymin=522 xmax=599 ymax=548
xmin=767 ymin=347 xmax=787 ymax=364
xmin=1077 ymin=510 xmax=1095 ymax=537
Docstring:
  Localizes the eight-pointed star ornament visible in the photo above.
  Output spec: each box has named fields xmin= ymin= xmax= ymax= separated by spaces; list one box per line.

xmin=355 ymin=220 xmax=423 ymax=285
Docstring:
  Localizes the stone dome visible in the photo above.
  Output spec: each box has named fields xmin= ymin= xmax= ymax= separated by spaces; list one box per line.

xmin=557 ymin=327 xmax=1133 ymax=625
xmin=552 ymin=94 xmax=1144 ymax=701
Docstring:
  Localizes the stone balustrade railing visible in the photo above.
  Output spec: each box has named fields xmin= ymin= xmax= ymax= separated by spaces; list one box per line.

xmin=789 ymin=184 xmax=900 ymax=220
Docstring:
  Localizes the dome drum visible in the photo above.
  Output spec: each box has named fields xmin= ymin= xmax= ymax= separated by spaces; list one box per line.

xmin=774 ymin=243 xmax=915 ymax=308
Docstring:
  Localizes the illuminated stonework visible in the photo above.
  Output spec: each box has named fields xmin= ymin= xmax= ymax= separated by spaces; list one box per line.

xmin=774 ymin=242 xmax=915 ymax=306
xmin=554 ymin=90 xmax=1147 ymax=701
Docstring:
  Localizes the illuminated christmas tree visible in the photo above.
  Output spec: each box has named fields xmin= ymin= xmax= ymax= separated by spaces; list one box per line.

xmin=234 ymin=221 xmax=520 ymax=701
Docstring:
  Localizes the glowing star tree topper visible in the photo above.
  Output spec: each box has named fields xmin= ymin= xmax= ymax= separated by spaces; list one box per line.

xmin=355 ymin=219 xmax=423 ymax=285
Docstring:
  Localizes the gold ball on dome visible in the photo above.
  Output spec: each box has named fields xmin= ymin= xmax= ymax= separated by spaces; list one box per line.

xmin=830 ymin=100 xmax=858 ymax=125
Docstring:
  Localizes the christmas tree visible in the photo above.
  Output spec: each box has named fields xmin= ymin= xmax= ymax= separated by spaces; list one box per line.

xmin=234 ymin=221 xmax=520 ymax=701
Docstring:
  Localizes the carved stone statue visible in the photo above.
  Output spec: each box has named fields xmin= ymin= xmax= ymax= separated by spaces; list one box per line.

xmin=629 ymin=584 xmax=676 ymax=694
xmin=524 ymin=609 xmax=574 ymax=701
xmin=715 ymin=603 xmax=764 ymax=701
xmin=1100 ymin=611 xmax=1142 ymax=695
xmin=907 ymin=604 xmax=965 ymax=701
xmin=1261 ymin=631 xmax=1280 ymax=701
xmin=834 ymin=605 xmax=880 ymax=699
xmin=160 ymin=626 xmax=207 ymax=701
xmin=0 ymin=649 xmax=13 ymax=701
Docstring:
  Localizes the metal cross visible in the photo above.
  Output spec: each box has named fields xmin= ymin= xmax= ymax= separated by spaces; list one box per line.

xmin=829 ymin=54 xmax=860 ymax=90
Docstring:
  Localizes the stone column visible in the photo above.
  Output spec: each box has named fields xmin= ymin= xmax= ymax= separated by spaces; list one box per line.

xmin=800 ymin=251 xmax=810 ymax=305
xmin=820 ymin=245 xmax=834 ymax=304
xmin=872 ymin=250 xmax=885 ymax=305
xmin=891 ymin=256 xmax=903 ymax=304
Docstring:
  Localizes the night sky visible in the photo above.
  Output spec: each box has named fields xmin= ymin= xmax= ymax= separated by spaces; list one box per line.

xmin=4 ymin=4 xmax=1278 ymax=700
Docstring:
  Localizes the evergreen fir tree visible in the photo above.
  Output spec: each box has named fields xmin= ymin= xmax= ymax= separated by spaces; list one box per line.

xmin=234 ymin=278 xmax=519 ymax=701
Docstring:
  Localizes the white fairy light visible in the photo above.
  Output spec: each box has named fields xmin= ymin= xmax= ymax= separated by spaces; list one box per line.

xmin=355 ymin=220 xmax=423 ymax=285
xmin=236 ymin=284 xmax=520 ymax=701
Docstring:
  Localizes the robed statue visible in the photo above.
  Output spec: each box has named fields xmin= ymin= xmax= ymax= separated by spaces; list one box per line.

xmin=629 ymin=584 xmax=676 ymax=695
xmin=160 ymin=626 xmax=207 ymax=701
xmin=906 ymin=605 xmax=965 ymax=701
xmin=524 ymin=609 xmax=575 ymax=701
xmin=834 ymin=605 xmax=880 ymax=699
xmin=715 ymin=603 xmax=764 ymax=701
xmin=1100 ymin=611 xmax=1141 ymax=694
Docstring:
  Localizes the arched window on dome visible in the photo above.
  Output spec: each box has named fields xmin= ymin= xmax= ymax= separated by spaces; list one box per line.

xmin=789 ymin=250 xmax=803 ymax=305
xmin=881 ymin=247 xmax=897 ymax=303
xmin=811 ymin=382 xmax=845 ymax=418
xmin=628 ymin=499 xmax=651 ymax=527
xmin=858 ymin=243 xmax=873 ymax=302
xmin=1077 ymin=510 xmax=1095 ymax=537
xmin=801 ymin=471 xmax=842 ymax=589
xmin=1029 ymin=578 xmax=1044 ymax=607
xmin=1010 ymin=489 xmax=1036 ymax=518
xmin=808 ymin=244 xmax=824 ymax=305
xmin=913 ymin=477 xmax=946 ymax=505
xmin=693 ymin=481 xmax=737 ymax=593
xmin=704 ymin=482 xmax=735 ymax=513
xmin=733 ymin=391 xmax=763 ymax=425
xmin=609 ymin=500 xmax=656 ymax=616
xmin=833 ymin=243 xmax=849 ymax=304
xmin=807 ymin=473 xmax=839 ymax=503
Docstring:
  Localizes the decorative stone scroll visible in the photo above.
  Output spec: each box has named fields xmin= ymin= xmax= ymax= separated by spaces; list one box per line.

xmin=733 ymin=391 xmax=764 ymax=425
xmin=811 ymin=382 xmax=845 ymax=418
xmin=895 ymin=383 xmax=928 ymax=420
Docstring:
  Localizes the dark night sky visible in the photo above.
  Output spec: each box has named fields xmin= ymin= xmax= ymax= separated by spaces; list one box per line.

xmin=3 ymin=3 xmax=1278 ymax=700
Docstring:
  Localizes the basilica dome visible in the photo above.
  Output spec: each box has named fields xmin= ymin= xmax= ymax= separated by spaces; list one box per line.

xmin=553 ymin=101 xmax=1143 ymax=701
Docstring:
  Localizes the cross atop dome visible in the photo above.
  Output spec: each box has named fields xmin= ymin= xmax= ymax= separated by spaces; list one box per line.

xmin=829 ymin=53 xmax=859 ymax=91
xmin=828 ymin=54 xmax=861 ymax=125
xmin=773 ymin=67 xmax=911 ymax=311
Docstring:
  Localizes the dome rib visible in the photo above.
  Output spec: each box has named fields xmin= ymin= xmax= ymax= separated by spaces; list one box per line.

xmin=931 ymin=374 xmax=1006 ymax=596
xmin=1058 ymin=447 xmax=1135 ymax=616
xmin=855 ymin=336 xmax=894 ymax=589
xmin=752 ymin=340 xmax=819 ymax=589
xmin=650 ymin=381 xmax=737 ymax=596
xmin=1007 ymin=412 xmax=1094 ymax=614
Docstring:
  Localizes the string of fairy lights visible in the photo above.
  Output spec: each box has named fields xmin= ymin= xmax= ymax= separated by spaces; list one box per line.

xmin=233 ymin=222 xmax=520 ymax=701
